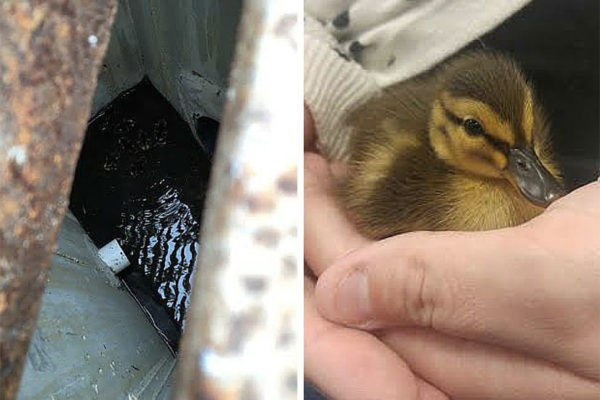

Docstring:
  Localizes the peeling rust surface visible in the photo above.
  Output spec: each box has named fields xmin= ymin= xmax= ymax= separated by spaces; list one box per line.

xmin=0 ymin=1 xmax=116 ymax=398
xmin=173 ymin=1 xmax=299 ymax=399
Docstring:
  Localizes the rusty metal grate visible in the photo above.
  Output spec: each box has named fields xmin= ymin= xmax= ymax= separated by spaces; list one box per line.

xmin=0 ymin=1 xmax=116 ymax=398
xmin=173 ymin=1 xmax=300 ymax=399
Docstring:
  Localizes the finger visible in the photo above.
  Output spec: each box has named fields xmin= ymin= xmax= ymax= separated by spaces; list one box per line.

xmin=316 ymin=180 xmax=600 ymax=329
xmin=315 ymin=225 xmax=600 ymax=379
xmin=304 ymin=152 xmax=369 ymax=276
xmin=305 ymin=276 xmax=449 ymax=400
xmin=381 ymin=328 xmax=600 ymax=400
xmin=305 ymin=104 xmax=317 ymax=151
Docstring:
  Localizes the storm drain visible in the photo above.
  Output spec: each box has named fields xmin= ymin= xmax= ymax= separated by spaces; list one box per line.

xmin=69 ymin=78 xmax=217 ymax=352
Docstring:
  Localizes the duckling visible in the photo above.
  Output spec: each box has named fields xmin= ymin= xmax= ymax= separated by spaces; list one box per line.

xmin=339 ymin=51 xmax=564 ymax=239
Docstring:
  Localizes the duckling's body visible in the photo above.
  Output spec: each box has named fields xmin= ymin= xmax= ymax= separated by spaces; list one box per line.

xmin=340 ymin=51 xmax=562 ymax=239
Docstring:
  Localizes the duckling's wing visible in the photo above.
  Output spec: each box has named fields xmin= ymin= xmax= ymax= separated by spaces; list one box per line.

xmin=347 ymin=77 xmax=436 ymax=142
xmin=340 ymin=77 xmax=448 ymax=238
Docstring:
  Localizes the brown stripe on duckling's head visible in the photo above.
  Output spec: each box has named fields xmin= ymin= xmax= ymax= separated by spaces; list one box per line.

xmin=427 ymin=51 xmax=563 ymax=207
xmin=443 ymin=51 xmax=533 ymax=148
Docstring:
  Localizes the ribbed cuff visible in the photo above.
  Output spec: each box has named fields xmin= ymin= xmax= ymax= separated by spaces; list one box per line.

xmin=304 ymin=16 xmax=379 ymax=161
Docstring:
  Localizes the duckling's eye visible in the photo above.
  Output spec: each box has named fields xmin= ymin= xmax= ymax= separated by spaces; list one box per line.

xmin=463 ymin=119 xmax=484 ymax=136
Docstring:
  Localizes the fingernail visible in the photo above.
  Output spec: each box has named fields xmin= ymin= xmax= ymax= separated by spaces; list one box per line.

xmin=335 ymin=269 xmax=371 ymax=324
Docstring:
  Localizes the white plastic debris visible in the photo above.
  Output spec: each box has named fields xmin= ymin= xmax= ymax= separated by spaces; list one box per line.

xmin=88 ymin=34 xmax=98 ymax=48
xmin=98 ymin=239 xmax=130 ymax=274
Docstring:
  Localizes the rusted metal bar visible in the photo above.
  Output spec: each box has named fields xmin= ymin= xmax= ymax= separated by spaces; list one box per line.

xmin=173 ymin=1 xmax=300 ymax=399
xmin=0 ymin=1 xmax=116 ymax=398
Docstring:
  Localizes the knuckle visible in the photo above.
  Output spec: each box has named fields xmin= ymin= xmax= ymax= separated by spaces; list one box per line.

xmin=400 ymin=252 xmax=438 ymax=328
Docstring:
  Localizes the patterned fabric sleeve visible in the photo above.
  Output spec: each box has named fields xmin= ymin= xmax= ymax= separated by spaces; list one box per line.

xmin=304 ymin=0 xmax=531 ymax=160
xmin=304 ymin=15 xmax=379 ymax=161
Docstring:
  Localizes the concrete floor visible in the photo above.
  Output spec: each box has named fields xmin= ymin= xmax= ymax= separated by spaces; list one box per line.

xmin=17 ymin=213 xmax=175 ymax=400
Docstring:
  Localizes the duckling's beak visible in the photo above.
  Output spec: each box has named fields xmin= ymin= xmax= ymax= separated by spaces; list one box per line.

xmin=507 ymin=147 xmax=564 ymax=207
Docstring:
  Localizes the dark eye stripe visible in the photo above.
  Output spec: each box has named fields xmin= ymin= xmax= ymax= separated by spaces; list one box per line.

xmin=482 ymin=131 xmax=510 ymax=154
xmin=440 ymin=103 xmax=510 ymax=154
xmin=441 ymin=105 xmax=462 ymax=126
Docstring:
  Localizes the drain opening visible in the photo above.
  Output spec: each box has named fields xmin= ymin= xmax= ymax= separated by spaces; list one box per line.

xmin=70 ymin=77 xmax=217 ymax=352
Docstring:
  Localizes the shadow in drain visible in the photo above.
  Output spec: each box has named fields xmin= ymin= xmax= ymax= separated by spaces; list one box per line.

xmin=70 ymin=77 xmax=217 ymax=353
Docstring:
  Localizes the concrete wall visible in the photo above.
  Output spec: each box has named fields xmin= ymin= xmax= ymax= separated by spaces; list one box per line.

xmin=92 ymin=0 xmax=242 ymax=135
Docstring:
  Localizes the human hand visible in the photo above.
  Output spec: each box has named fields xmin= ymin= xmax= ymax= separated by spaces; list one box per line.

xmin=305 ymin=105 xmax=600 ymax=400
xmin=308 ymin=151 xmax=600 ymax=398
xmin=304 ymin=105 xmax=449 ymax=400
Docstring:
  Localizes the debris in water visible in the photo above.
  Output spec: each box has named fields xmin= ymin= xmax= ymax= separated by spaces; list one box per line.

xmin=69 ymin=77 xmax=217 ymax=351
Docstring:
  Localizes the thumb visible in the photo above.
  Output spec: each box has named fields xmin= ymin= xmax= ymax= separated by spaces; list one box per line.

xmin=314 ymin=181 xmax=600 ymax=380
xmin=314 ymin=230 xmax=483 ymax=330
xmin=314 ymin=227 xmax=589 ymax=358
xmin=315 ymin=181 xmax=600 ymax=332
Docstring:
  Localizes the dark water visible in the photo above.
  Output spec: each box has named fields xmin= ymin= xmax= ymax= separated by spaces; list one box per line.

xmin=119 ymin=179 xmax=200 ymax=324
xmin=70 ymin=77 xmax=216 ymax=351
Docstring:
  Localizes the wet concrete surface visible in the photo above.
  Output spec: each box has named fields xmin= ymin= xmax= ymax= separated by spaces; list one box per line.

xmin=17 ymin=213 xmax=175 ymax=400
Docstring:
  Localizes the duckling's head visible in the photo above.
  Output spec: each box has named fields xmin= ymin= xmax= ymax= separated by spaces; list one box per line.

xmin=429 ymin=51 xmax=563 ymax=207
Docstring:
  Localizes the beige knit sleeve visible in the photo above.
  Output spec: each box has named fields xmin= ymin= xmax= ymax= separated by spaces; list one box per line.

xmin=304 ymin=15 xmax=379 ymax=162
xmin=304 ymin=0 xmax=532 ymax=160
